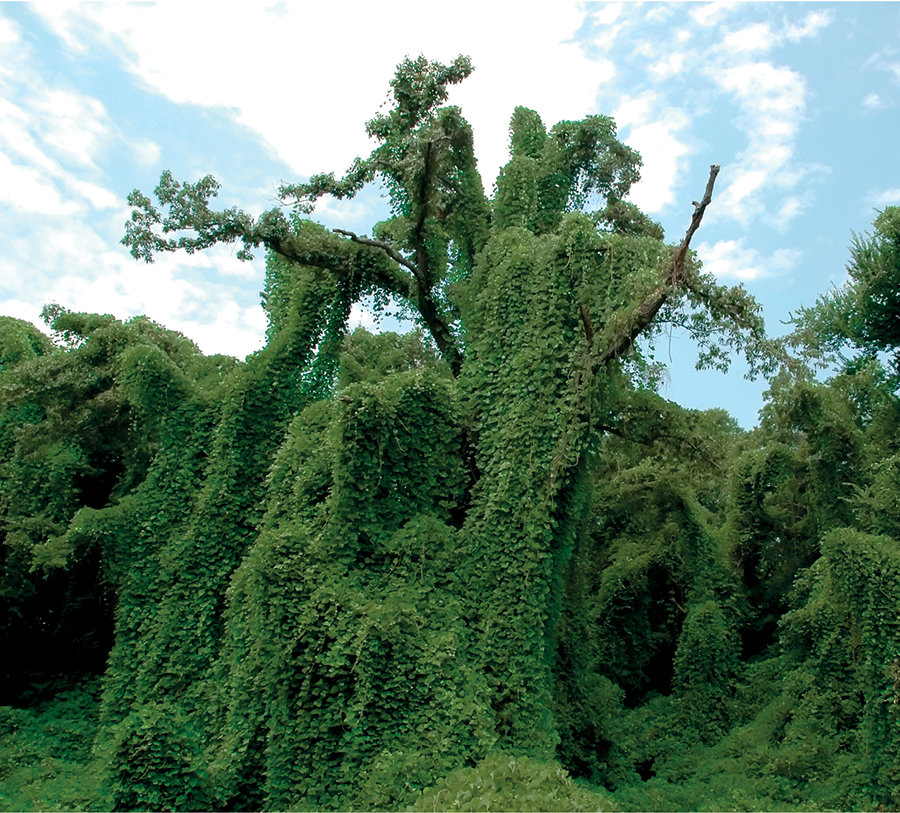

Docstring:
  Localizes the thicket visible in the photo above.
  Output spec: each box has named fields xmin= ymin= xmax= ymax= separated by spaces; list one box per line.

xmin=1 ymin=56 xmax=899 ymax=811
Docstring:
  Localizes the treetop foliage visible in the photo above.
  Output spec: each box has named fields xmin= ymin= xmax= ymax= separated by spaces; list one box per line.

xmin=789 ymin=205 xmax=900 ymax=382
xmin=123 ymin=54 xmax=778 ymax=381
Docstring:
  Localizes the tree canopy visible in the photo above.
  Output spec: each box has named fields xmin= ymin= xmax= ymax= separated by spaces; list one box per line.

xmin=1 ymin=55 xmax=899 ymax=812
xmin=790 ymin=205 xmax=900 ymax=381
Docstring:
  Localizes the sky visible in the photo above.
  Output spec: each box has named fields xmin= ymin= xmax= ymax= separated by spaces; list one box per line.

xmin=1 ymin=1 xmax=899 ymax=428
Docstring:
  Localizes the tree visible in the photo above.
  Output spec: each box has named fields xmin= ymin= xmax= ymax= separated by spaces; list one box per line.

xmin=2 ymin=56 xmax=786 ymax=811
xmin=110 ymin=55 xmax=777 ymax=808
xmin=789 ymin=206 xmax=900 ymax=381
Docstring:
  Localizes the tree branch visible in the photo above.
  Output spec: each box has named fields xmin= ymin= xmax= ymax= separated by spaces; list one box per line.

xmin=332 ymin=229 xmax=419 ymax=274
xmin=413 ymin=139 xmax=436 ymax=289
xmin=331 ymin=227 xmax=463 ymax=375
xmin=597 ymin=164 xmax=720 ymax=365
xmin=597 ymin=422 xmax=723 ymax=472
xmin=672 ymin=164 xmax=720 ymax=287
xmin=579 ymin=304 xmax=594 ymax=343
xmin=264 ymin=232 xmax=408 ymax=304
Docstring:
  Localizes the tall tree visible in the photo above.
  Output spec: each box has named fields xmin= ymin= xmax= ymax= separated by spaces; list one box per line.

xmin=115 ymin=54 xmax=774 ymax=810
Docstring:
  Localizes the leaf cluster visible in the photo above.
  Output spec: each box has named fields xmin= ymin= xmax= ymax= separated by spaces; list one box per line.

xmin=789 ymin=205 xmax=900 ymax=381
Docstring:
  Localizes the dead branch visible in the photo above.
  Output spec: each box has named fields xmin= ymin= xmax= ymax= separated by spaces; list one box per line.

xmin=597 ymin=164 xmax=720 ymax=365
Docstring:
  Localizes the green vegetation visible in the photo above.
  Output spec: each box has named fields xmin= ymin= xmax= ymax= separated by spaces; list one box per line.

xmin=1 ymin=56 xmax=898 ymax=811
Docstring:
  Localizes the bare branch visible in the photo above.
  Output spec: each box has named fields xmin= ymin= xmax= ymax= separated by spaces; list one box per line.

xmin=331 ymin=228 xmax=462 ymax=375
xmin=670 ymin=164 xmax=720 ymax=287
xmin=333 ymin=229 xmax=418 ymax=275
xmin=597 ymin=164 xmax=720 ymax=365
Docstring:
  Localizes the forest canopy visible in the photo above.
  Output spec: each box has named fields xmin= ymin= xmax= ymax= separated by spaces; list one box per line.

xmin=1 ymin=56 xmax=899 ymax=812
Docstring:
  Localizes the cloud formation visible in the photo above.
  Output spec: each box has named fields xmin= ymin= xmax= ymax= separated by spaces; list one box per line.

xmin=612 ymin=92 xmax=690 ymax=213
xmin=711 ymin=61 xmax=807 ymax=224
xmin=0 ymin=0 xmax=894 ymax=389
xmin=580 ymin=4 xmax=835 ymax=234
xmin=871 ymin=187 xmax=900 ymax=208
xmin=0 ymin=22 xmax=120 ymax=217
xmin=33 ymin=2 xmax=601 ymax=190
xmin=696 ymin=238 xmax=802 ymax=282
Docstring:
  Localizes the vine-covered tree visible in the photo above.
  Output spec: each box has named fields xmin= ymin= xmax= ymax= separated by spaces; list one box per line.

xmin=2 ymin=56 xmax=898 ymax=812
xmin=113 ymin=53 xmax=769 ymax=801
xmin=789 ymin=206 xmax=900 ymax=383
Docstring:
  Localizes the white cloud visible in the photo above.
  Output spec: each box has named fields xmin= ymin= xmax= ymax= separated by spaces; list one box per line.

xmin=612 ymin=91 xmax=690 ymax=214
xmin=349 ymin=302 xmax=378 ymax=331
xmin=862 ymin=92 xmax=885 ymax=110
xmin=310 ymin=194 xmax=380 ymax=225
xmin=862 ymin=47 xmax=900 ymax=85
xmin=0 ymin=97 xmax=58 ymax=173
xmin=784 ymin=10 xmax=833 ymax=42
xmin=584 ymin=4 xmax=837 ymax=232
xmin=871 ymin=188 xmax=900 ymax=207
xmin=67 ymin=179 xmax=118 ymax=210
xmin=724 ymin=23 xmax=775 ymax=53
xmin=34 ymin=2 xmax=601 ymax=191
xmin=264 ymin=2 xmax=288 ymax=18
xmin=624 ymin=119 xmax=691 ymax=214
xmin=696 ymin=238 xmax=801 ymax=281
xmin=583 ymin=3 xmax=832 ymax=229
xmin=1 ymin=209 xmax=269 ymax=359
xmin=0 ymin=14 xmax=18 ymax=46
xmin=592 ymin=3 xmax=623 ymax=26
xmin=243 ymin=304 xmax=268 ymax=335
xmin=718 ymin=62 xmax=805 ymax=112
xmin=0 ymin=87 xmax=114 ymax=180
xmin=0 ymin=299 xmax=44 ymax=331
xmin=691 ymin=2 xmax=735 ymax=28
xmin=132 ymin=139 xmax=161 ymax=167
xmin=180 ymin=300 xmax=266 ymax=358
xmin=648 ymin=52 xmax=685 ymax=79
xmin=0 ymin=152 xmax=80 ymax=215
xmin=712 ymin=61 xmax=807 ymax=224
xmin=208 ymin=251 xmax=260 ymax=281
xmin=772 ymin=195 xmax=805 ymax=229
xmin=644 ymin=5 xmax=675 ymax=24
xmin=686 ymin=10 xmax=835 ymax=227
xmin=723 ymin=10 xmax=831 ymax=54
xmin=31 ymin=89 xmax=110 ymax=168
xmin=611 ymin=92 xmax=691 ymax=214
xmin=1 ymin=1 xmax=860 ymax=370
xmin=0 ymin=53 xmax=122 ymax=214
xmin=612 ymin=92 xmax=656 ymax=129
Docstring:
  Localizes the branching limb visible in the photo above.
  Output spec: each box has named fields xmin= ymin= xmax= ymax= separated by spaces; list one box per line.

xmin=278 ymin=157 xmax=376 ymax=214
xmin=579 ymin=304 xmax=594 ymax=343
xmin=673 ymin=164 xmax=720 ymax=286
xmin=333 ymin=229 xmax=418 ymax=275
xmin=597 ymin=422 xmax=723 ymax=471
xmin=597 ymin=164 xmax=720 ymax=365
xmin=412 ymin=138 xmax=440 ymax=289
xmin=331 ymin=226 xmax=463 ymax=374
xmin=123 ymin=173 xmax=257 ymax=261
xmin=124 ymin=169 xmax=467 ymax=376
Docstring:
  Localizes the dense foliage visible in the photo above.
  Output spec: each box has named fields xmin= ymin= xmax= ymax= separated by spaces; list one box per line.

xmin=1 ymin=57 xmax=898 ymax=811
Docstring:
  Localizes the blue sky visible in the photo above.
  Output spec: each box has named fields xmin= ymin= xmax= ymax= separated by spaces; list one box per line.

xmin=1 ymin=2 xmax=898 ymax=428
